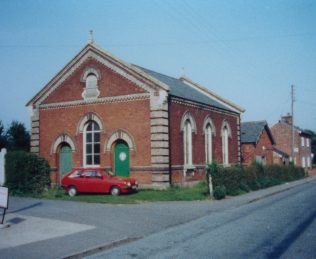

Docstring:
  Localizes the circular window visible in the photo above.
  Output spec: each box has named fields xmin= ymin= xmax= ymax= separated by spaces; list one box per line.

xmin=119 ymin=152 xmax=127 ymax=161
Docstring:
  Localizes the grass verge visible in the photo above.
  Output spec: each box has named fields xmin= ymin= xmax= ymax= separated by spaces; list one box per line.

xmin=37 ymin=181 xmax=209 ymax=204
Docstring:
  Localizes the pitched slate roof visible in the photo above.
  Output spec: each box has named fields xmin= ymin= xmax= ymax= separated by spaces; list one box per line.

xmin=134 ymin=65 xmax=242 ymax=113
xmin=241 ymin=120 xmax=275 ymax=144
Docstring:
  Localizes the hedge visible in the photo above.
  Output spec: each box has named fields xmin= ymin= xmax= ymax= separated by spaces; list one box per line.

xmin=206 ymin=162 xmax=305 ymax=199
xmin=5 ymin=151 xmax=50 ymax=195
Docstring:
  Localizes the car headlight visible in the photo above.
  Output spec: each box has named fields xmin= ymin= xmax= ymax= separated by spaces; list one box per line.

xmin=124 ymin=181 xmax=131 ymax=187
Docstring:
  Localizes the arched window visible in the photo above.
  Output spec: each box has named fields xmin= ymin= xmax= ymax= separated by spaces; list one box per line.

xmin=81 ymin=68 xmax=100 ymax=100
xmin=205 ymin=124 xmax=213 ymax=164
xmin=86 ymin=74 xmax=98 ymax=89
xmin=184 ymin=119 xmax=193 ymax=166
xmin=222 ymin=125 xmax=229 ymax=166
xmin=84 ymin=121 xmax=101 ymax=166
xmin=203 ymin=117 xmax=215 ymax=164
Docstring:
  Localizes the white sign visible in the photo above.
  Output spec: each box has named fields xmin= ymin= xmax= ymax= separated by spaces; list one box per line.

xmin=0 ymin=187 xmax=8 ymax=209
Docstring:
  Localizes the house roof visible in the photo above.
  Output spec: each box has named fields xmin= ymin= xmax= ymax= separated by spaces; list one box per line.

xmin=134 ymin=66 xmax=244 ymax=113
xmin=27 ymin=43 xmax=244 ymax=114
xmin=241 ymin=120 xmax=275 ymax=145
xmin=273 ymin=147 xmax=289 ymax=158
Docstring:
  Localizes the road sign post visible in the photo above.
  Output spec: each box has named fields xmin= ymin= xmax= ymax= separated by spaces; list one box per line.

xmin=0 ymin=186 xmax=9 ymax=228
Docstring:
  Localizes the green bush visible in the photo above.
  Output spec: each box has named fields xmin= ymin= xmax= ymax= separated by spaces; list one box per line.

xmin=206 ymin=162 xmax=305 ymax=199
xmin=5 ymin=151 xmax=50 ymax=195
xmin=213 ymin=185 xmax=226 ymax=200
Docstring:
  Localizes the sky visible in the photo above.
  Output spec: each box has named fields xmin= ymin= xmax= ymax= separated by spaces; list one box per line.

xmin=0 ymin=0 xmax=315 ymax=132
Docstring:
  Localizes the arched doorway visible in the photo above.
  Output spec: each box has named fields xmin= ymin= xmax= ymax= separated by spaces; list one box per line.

xmin=114 ymin=140 xmax=130 ymax=177
xmin=59 ymin=144 xmax=72 ymax=178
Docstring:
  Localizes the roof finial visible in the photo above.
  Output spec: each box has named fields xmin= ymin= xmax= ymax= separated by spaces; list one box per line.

xmin=181 ymin=67 xmax=186 ymax=78
xmin=88 ymin=30 xmax=94 ymax=44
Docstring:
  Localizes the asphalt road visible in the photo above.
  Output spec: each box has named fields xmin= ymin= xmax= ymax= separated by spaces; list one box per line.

xmin=1 ymin=177 xmax=315 ymax=259
xmin=89 ymin=179 xmax=316 ymax=259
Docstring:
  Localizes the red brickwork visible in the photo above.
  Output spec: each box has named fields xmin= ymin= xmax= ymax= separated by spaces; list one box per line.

xmin=40 ymin=100 xmax=152 ymax=183
xmin=271 ymin=123 xmax=293 ymax=157
xmin=169 ymin=99 xmax=240 ymax=184
xmin=271 ymin=119 xmax=312 ymax=169
xmin=241 ymin=128 xmax=274 ymax=166
xmin=43 ymin=59 xmax=145 ymax=104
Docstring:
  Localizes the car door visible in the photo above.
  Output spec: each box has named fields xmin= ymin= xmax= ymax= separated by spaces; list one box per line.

xmin=84 ymin=170 xmax=105 ymax=193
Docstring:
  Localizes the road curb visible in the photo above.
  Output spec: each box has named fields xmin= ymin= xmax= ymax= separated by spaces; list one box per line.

xmin=62 ymin=236 xmax=142 ymax=259
xmin=244 ymin=176 xmax=316 ymax=205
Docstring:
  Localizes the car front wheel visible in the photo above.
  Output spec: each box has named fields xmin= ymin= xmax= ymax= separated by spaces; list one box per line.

xmin=68 ymin=186 xmax=77 ymax=197
xmin=110 ymin=186 xmax=120 ymax=196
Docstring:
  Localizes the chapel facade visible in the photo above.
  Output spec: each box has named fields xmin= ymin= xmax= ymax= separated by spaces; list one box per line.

xmin=27 ymin=43 xmax=244 ymax=188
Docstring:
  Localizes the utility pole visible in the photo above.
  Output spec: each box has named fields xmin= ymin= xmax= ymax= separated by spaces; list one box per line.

xmin=291 ymin=85 xmax=295 ymax=163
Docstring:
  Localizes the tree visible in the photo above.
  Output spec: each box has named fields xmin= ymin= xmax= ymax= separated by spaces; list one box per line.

xmin=6 ymin=121 xmax=30 ymax=151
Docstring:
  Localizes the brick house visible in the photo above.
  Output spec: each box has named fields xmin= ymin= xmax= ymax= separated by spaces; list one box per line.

xmin=240 ymin=121 xmax=275 ymax=166
xmin=272 ymin=147 xmax=290 ymax=165
xmin=26 ymin=43 xmax=244 ymax=188
xmin=271 ymin=114 xmax=312 ymax=169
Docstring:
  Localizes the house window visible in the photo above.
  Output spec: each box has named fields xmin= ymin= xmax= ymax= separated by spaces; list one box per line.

xmin=301 ymin=156 xmax=306 ymax=168
xmin=84 ymin=121 xmax=101 ymax=166
xmin=256 ymin=156 xmax=266 ymax=165
xmin=184 ymin=119 xmax=193 ymax=166
xmin=301 ymin=137 xmax=305 ymax=147
xmin=306 ymin=138 xmax=310 ymax=147
xmin=307 ymin=157 xmax=311 ymax=167
xmin=205 ymin=124 xmax=213 ymax=164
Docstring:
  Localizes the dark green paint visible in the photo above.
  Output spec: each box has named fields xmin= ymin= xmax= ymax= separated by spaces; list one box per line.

xmin=114 ymin=142 xmax=130 ymax=177
xmin=59 ymin=145 xmax=72 ymax=177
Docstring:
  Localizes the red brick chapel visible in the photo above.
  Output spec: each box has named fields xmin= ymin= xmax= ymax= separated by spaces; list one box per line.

xmin=27 ymin=42 xmax=244 ymax=188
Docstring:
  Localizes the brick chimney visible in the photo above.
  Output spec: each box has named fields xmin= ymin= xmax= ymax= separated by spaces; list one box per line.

xmin=281 ymin=113 xmax=293 ymax=125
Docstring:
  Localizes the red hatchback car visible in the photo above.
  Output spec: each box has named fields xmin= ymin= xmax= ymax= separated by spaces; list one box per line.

xmin=61 ymin=168 xmax=138 ymax=197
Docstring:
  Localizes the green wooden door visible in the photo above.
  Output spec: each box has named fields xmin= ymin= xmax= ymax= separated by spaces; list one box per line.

xmin=114 ymin=142 xmax=130 ymax=177
xmin=59 ymin=145 xmax=72 ymax=177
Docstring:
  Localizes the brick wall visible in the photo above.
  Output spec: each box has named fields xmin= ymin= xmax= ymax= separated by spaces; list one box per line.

xmin=271 ymin=123 xmax=293 ymax=157
xmin=241 ymin=128 xmax=274 ymax=166
xmin=43 ymin=59 xmax=145 ymax=104
xmin=169 ymin=99 xmax=240 ymax=184
xmin=271 ymin=121 xmax=312 ymax=168
xmin=39 ymin=99 xmax=152 ymax=184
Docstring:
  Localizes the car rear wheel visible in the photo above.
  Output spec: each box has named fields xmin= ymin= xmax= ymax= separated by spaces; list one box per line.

xmin=110 ymin=186 xmax=120 ymax=196
xmin=68 ymin=186 xmax=77 ymax=197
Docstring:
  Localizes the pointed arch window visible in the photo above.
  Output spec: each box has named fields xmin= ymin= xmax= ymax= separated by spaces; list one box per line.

xmin=205 ymin=124 xmax=213 ymax=164
xmin=184 ymin=119 xmax=193 ymax=166
xmin=221 ymin=121 xmax=231 ymax=166
xmin=204 ymin=117 xmax=215 ymax=164
xmin=84 ymin=121 xmax=101 ymax=166
xmin=222 ymin=126 xmax=229 ymax=165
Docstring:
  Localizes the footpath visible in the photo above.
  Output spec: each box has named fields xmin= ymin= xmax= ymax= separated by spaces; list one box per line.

xmin=0 ymin=176 xmax=315 ymax=259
